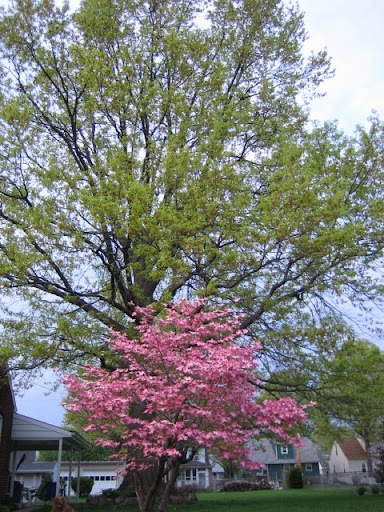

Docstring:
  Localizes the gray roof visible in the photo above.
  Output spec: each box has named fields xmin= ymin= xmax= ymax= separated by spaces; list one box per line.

xmin=180 ymin=460 xmax=212 ymax=469
xmin=16 ymin=461 xmax=55 ymax=474
xmin=249 ymin=438 xmax=321 ymax=466
xmin=12 ymin=413 xmax=91 ymax=452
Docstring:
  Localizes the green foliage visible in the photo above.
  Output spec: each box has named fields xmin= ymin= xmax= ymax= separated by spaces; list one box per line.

xmin=35 ymin=474 xmax=53 ymax=501
xmin=356 ymin=485 xmax=367 ymax=496
xmin=71 ymin=477 xmax=93 ymax=497
xmin=314 ymin=340 xmax=384 ymax=448
xmin=287 ymin=467 xmax=303 ymax=489
xmin=222 ymin=480 xmax=272 ymax=492
xmin=102 ymin=489 xmax=120 ymax=499
xmin=0 ymin=495 xmax=18 ymax=511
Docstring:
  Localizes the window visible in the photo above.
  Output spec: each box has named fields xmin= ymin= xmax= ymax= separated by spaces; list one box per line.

xmin=362 ymin=463 xmax=367 ymax=473
xmin=305 ymin=464 xmax=313 ymax=472
xmin=0 ymin=413 xmax=3 ymax=440
xmin=185 ymin=469 xmax=197 ymax=482
xmin=281 ymin=446 xmax=288 ymax=455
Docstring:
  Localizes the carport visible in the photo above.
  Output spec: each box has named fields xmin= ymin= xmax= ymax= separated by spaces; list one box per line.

xmin=10 ymin=413 xmax=91 ymax=499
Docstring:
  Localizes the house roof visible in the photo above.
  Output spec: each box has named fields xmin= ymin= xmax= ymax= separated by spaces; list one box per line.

xmin=16 ymin=461 xmax=55 ymax=474
xmin=12 ymin=413 xmax=91 ymax=452
xmin=249 ymin=438 xmax=321 ymax=466
xmin=337 ymin=438 xmax=367 ymax=460
xmin=180 ymin=460 xmax=212 ymax=469
xmin=15 ymin=451 xmax=126 ymax=474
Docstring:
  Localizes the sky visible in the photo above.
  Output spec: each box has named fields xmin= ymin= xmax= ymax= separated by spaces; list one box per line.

xmin=11 ymin=0 xmax=384 ymax=425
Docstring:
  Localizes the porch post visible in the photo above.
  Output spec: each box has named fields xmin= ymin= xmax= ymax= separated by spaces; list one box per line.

xmin=56 ymin=438 xmax=63 ymax=496
xmin=76 ymin=452 xmax=81 ymax=499
xmin=68 ymin=447 xmax=73 ymax=499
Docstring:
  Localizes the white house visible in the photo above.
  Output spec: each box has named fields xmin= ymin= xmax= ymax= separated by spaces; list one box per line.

xmin=15 ymin=452 xmax=125 ymax=497
xmin=175 ymin=449 xmax=224 ymax=489
xmin=60 ymin=460 xmax=125 ymax=495
xmin=329 ymin=438 xmax=373 ymax=484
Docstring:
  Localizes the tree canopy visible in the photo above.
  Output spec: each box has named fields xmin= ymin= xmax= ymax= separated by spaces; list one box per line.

xmin=62 ymin=299 xmax=309 ymax=512
xmin=311 ymin=339 xmax=384 ymax=469
xmin=0 ymin=0 xmax=383 ymax=396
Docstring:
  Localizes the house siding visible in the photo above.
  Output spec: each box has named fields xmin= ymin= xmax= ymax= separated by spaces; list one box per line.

xmin=328 ymin=438 xmax=374 ymax=484
xmin=0 ymin=370 xmax=15 ymax=499
xmin=330 ymin=443 xmax=349 ymax=473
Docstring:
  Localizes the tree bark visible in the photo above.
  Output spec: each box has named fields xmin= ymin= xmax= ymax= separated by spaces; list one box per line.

xmin=157 ymin=460 xmax=181 ymax=512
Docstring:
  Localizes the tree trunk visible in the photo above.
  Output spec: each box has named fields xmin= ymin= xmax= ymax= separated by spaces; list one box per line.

xmin=157 ymin=460 xmax=181 ymax=512
xmin=365 ymin=438 xmax=374 ymax=476
xmin=133 ymin=461 xmax=166 ymax=512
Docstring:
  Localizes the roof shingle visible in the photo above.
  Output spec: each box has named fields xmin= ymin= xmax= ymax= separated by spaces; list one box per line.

xmin=337 ymin=438 xmax=367 ymax=460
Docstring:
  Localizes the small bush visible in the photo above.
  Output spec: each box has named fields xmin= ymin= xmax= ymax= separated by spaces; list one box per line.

xmin=371 ymin=484 xmax=380 ymax=495
xmin=222 ymin=480 xmax=272 ymax=492
xmin=36 ymin=474 xmax=53 ymax=501
xmin=172 ymin=485 xmax=199 ymax=496
xmin=102 ymin=489 xmax=119 ymax=499
xmin=356 ymin=485 xmax=366 ymax=495
xmin=287 ymin=467 xmax=303 ymax=489
xmin=122 ymin=489 xmax=137 ymax=498
xmin=0 ymin=496 xmax=18 ymax=511
xmin=71 ymin=477 xmax=93 ymax=497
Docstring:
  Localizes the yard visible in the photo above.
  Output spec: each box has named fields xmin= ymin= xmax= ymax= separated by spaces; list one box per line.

xmin=32 ymin=488 xmax=384 ymax=512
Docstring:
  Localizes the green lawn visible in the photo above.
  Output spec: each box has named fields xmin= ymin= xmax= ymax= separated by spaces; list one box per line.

xmin=32 ymin=489 xmax=384 ymax=512
xmin=187 ymin=489 xmax=384 ymax=512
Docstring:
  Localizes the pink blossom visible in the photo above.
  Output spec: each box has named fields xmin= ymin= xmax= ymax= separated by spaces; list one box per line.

xmin=62 ymin=299 xmax=309 ymax=472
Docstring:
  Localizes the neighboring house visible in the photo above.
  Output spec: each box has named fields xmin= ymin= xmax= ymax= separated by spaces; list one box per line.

xmin=61 ymin=460 xmax=125 ymax=495
xmin=0 ymin=370 xmax=92 ymax=501
xmin=15 ymin=452 xmax=124 ymax=496
xmin=176 ymin=449 xmax=224 ymax=489
xmin=328 ymin=437 xmax=378 ymax=484
xmin=14 ymin=450 xmax=55 ymax=489
xmin=18 ymin=449 xmax=221 ymax=494
xmin=249 ymin=438 xmax=323 ymax=484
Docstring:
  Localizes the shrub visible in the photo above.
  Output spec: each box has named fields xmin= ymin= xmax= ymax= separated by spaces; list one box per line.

xmin=71 ymin=477 xmax=93 ymax=497
xmin=0 ymin=496 xmax=18 ymax=512
xmin=222 ymin=480 xmax=272 ymax=492
xmin=102 ymin=489 xmax=119 ymax=499
xmin=287 ymin=467 xmax=303 ymax=489
xmin=356 ymin=485 xmax=366 ymax=496
xmin=36 ymin=474 xmax=54 ymax=501
xmin=172 ymin=485 xmax=199 ymax=496
xmin=371 ymin=484 xmax=380 ymax=495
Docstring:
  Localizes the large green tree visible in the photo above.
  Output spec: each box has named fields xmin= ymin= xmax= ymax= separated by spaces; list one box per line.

xmin=312 ymin=339 xmax=384 ymax=473
xmin=0 ymin=0 xmax=383 ymax=395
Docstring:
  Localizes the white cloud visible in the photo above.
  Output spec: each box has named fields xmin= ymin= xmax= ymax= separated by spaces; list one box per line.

xmin=299 ymin=0 xmax=384 ymax=131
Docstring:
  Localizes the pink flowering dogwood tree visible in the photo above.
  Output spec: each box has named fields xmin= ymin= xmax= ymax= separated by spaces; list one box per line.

xmin=62 ymin=300 xmax=309 ymax=512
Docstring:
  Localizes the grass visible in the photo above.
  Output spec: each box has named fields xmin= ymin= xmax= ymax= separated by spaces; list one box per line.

xmin=30 ymin=488 xmax=384 ymax=512
xmin=187 ymin=489 xmax=384 ymax=512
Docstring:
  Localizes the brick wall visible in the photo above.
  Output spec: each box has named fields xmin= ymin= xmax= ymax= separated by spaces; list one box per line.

xmin=0 ymin=368 xmax=15 ymax=500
